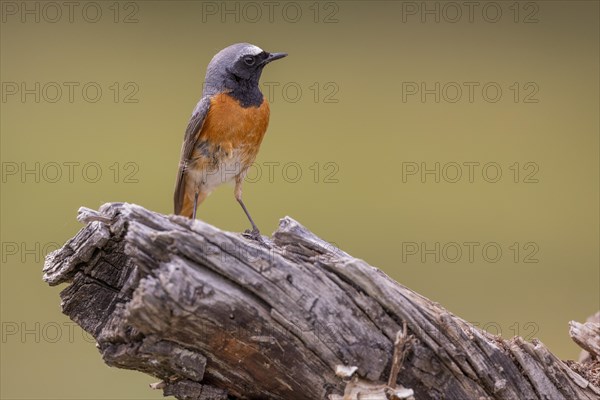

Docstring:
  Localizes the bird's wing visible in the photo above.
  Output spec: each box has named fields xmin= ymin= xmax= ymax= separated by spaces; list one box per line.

xmin=173 ymin=95 xmax=212 ymax=214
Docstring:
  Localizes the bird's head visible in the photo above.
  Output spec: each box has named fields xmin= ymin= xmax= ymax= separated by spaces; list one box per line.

xmin=204 ymin=43 xmax=287 ymax=96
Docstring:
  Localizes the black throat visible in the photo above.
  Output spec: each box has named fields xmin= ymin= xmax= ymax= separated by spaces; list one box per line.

xmin=228 ymin=75 xmax=264 ymax=108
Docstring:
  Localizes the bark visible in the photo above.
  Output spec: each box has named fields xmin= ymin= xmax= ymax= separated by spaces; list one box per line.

xmin=42 ymin=202 xmax=600 ymax=400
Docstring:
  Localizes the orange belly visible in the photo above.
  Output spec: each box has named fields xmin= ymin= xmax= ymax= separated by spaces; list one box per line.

xmin=200 ymin=92 xmax=270 ymax=164
xmin=180 ymin=93 xmax=270 ymax=215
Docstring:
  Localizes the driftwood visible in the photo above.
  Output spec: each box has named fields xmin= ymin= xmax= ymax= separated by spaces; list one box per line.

xmin=42 ymin=202 xmax=599 ymax=400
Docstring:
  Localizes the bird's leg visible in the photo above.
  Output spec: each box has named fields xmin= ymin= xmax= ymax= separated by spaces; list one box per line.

xmin=192 ymin=191 xmax=200 ymax=220
xmin=235 ymin=177 xmax=267 ymax=245
xmin=238 ymin=197 xmax=260 ymax=234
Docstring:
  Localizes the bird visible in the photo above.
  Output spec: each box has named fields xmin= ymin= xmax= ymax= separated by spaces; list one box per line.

xmin=173 ymin=43 xmax=287 ymax=243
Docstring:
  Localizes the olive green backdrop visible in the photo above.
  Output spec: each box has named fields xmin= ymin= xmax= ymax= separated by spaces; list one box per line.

xmin=1 ymin=1 xmax=598 ymax=398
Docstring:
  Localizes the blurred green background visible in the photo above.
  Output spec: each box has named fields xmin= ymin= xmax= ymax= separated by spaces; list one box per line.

xmin=1 ymin=1 xmax=598 ymax=398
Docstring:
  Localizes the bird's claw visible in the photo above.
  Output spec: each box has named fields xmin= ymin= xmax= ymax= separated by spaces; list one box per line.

xmin=243 ymin=228 xmax=270 ymax=248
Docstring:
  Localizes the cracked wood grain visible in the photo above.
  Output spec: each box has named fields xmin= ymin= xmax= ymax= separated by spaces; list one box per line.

xmin=43 ymin=202 xmax=600 ymax=400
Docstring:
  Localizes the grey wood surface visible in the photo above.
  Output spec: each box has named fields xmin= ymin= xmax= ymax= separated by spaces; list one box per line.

xmin=42 ymin=203 xmax=599 ymax=400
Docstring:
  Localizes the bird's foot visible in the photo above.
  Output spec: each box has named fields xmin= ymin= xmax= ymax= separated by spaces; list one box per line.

xmin=243 ymin=228 xmax=270 ymax=248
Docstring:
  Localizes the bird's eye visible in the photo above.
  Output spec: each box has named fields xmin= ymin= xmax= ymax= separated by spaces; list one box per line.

xmin=244 ymin=56 xmax=255 ymax=66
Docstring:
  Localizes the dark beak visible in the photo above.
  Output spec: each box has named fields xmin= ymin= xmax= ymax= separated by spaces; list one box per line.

xmin=263 ymin=52 xmax=287 ymax=65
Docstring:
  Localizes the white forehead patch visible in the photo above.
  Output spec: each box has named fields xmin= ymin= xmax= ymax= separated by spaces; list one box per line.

xmin=245 ymin=44 xmax=263 ymax=56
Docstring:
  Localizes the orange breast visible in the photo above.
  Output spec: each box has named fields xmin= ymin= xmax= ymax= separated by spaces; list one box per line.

xmin=179 ymin=93 xmax=270 ymax=217
xmin=199 ymin=92 xmax=270 ymax=166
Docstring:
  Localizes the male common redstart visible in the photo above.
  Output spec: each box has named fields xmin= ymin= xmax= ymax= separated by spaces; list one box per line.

xmin=173 ymin=43 xmax=287 ymax=242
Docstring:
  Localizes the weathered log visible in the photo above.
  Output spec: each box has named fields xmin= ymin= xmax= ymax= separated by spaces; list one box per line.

xmin=570 ymin=312 xmax=600 ymax=363
xmin=42 ymin=202 xmax=600 ymax=400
